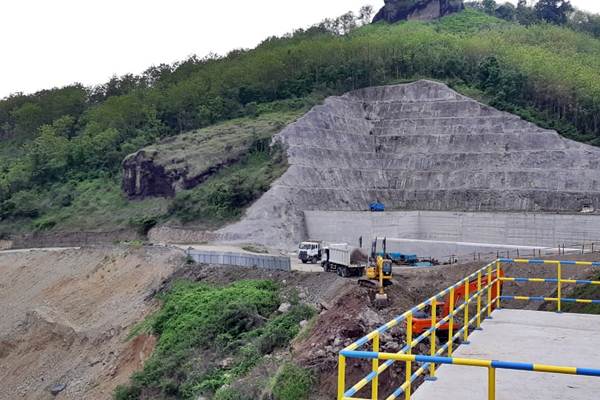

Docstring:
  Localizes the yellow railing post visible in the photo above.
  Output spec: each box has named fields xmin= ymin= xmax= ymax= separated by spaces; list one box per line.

xmin=448 ymin=287 xmax=455 ymax=355
xmin=337 ymin=355 xmax=346 ymax=400
xmin=372 ymin=332 xmax=379 ymax=400
xmin=405 ymin=359 xmax=412 ymax=400
xmin=496 ymin=260 xmax=501 ymax=309
xmin=464 ymin=278 xmax=470 ymax=343
xmin=430 ymin=297 xmax=437 ymax=379
xmin=488 ymin=367 xmax=496 ymax=400
xmin=477 ymin=270 xmax=482 ymax=329
xmin=405 ymin=313 xmax=413 ymax=400
xmin=486 ymin=264 xmax=492 ymax=318
xmin=407 ymin=313 xmax=413 ymax=355
xmin=557 ymin=262 xmax=562 ymax=313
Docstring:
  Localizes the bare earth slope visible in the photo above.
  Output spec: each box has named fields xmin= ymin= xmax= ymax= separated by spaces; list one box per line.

xmin=0 ymin=246 xmax=183 ymax=400
xmin=220 ymin=80 xmax=600 ymax=248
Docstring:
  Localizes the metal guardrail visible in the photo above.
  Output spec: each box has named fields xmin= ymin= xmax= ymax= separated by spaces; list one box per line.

xmin=338 ymin=258 xmax=600 ymax=400
xmin=186 ymin=249 xmax=291 ymax=271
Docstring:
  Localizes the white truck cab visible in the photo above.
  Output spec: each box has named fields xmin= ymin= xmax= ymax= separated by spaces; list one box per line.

xmin=298 ymin=241 xmax=322 ymax=264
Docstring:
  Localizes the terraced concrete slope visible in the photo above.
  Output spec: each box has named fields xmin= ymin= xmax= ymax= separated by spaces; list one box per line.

xmin=220 ymin=80 xmax=600 ymax=247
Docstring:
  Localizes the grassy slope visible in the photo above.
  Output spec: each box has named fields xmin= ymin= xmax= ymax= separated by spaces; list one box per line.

xmin=116 ymin=279 xmax=315 ymax=400
xmin=0 ymin=109 xmax=305 ymax=236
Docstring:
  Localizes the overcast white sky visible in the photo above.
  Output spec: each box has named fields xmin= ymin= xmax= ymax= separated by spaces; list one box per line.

xmin=0 ymin=0 xmax=599 ymax=99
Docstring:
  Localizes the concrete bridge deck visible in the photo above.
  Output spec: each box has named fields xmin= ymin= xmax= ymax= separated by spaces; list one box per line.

xmin=412 ymin=309 xmax=600 ymax=400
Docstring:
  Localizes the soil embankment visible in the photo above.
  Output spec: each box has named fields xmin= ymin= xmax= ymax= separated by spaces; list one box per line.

xmin=0 ymin=246 xmax=183 ymax=400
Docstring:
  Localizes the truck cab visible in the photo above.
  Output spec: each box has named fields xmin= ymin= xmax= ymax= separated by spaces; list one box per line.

xmin=298 ymin=241 xmax=322 ymax=264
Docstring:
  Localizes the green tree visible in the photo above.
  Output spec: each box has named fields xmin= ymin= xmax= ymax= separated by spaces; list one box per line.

xmin=482 ymin=0 xmax=497 ymax=15
xmin=569 ymin=10 xmax=600 ymax=38
xmin=516 ymin=0 xmax=538 ymax=25
xmin=495 ymin=2 xmax=516 ymax=21
xmin=535 ymin=0 xmax=574 ymax=25
xmin=11 ymin=102 xmax=44 ymax=137
xmin=27 ymin=124 xmax=70 ymax=183
xmin=359 ymin=5 xmax=374 ymax=25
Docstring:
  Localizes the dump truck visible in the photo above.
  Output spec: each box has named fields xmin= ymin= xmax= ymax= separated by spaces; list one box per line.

xmin=321 ymin=243 xmax=365 ymax=277
xmin=298 ymin=241 xmax=322 ymax=264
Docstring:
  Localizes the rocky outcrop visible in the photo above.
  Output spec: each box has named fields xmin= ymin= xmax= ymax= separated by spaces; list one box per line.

xmin=220 ymin=80 xmax=600 ymax=248
xmin=122 ymin=150 xmax=177 ymax=198
xmin=121 ymin=113 xmax=298 ymax=199
xmin=373 ymin=0 xmax=464 ymax=23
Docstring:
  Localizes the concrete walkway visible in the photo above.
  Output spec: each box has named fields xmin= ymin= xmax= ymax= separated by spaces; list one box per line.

xmin=412 ymin=309 xmax=600 ymax=400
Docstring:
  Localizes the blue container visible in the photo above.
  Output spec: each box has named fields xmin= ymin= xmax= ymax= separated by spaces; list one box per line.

xmin=370 ymin=202 xmax=385 ymax=212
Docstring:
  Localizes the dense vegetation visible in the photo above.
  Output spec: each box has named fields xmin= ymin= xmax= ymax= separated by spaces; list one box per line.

xmin=115 ymin=279 xmax=315 ymax=400
xmin=2 ymin=3 xmax=600 ymax=234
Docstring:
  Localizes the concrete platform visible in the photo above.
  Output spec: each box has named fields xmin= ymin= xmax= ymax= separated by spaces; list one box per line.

xmin=412 ymin=309 xmax=600 ymax=400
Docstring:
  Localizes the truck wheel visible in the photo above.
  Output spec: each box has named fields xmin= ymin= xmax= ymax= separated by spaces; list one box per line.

xmin=341 ymin=267 xmax=349 ymax=278
xmin=301 ymin=259 xmax=307 ymax=264
xmin=311 ymin=256 xmax=318 ymax=264
xmin=337 ymin=267 xmax=343 ymax=277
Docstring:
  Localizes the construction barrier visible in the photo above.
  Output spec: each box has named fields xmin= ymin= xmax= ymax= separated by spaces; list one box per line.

xmin=186 ymin=248 xmax=291 ymax=271
xmin=338 ymin=258 xmax=600 ymax=400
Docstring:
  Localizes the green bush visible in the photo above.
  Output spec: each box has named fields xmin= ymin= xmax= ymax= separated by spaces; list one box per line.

xmin=255 ymin=304 xmax=315 ymax=354
xmin=272 ymin=363 xmax=315 ymax=400
xmin=213 ymin=387 xmax=254 ymax=400
xmin=168 ymin=147 xmax=286 ymax=225
xmin=116 ymin=280 xmax=280 ymax=399
xmin=115 ymin=280 xmax=317 ymax=400
xmin=129 ymin=215 xmax=159 ymax=236
xmin=1 ymin=190 xmax=42 ymax=218
xmin=114 ymin=385 xmax=141 ymax=400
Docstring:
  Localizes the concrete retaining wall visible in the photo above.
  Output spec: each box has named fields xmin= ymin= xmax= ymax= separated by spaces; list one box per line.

xmin=186 ymin=249 xmax=291 ymax=271
xmin=305 ymin=211 xmax=600 ymax=259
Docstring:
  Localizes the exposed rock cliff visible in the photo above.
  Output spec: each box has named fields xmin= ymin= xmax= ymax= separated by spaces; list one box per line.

xmin=373 ymin=0 xmax=464 ymax=23
xmin=220 ymin=80 xmax=600 ymax=248
xmin=121 ymin=113 xmax=299 ymax=199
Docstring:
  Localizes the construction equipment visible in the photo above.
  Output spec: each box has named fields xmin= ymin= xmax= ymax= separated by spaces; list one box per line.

xmin=411 ymin=268 xmax=504 ymax=336
xmin=297 ymin=241 xmax=322 ymax=264
xmin=321 ymin=243 xmax=365 ymax=277
xmin=359 ymin=238 xmax=393 ymax=305
xmin=377 ymin=250 xmax=418 ymax=265
xmin=376 ymin=237 xmax=441 ymax=267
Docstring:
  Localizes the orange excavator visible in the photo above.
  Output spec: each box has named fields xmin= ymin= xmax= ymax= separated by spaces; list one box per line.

xmin=412 ymin=269 xmax=504 ymax=336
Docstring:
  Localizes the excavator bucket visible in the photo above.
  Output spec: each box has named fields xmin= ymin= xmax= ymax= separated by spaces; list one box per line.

xmin=375 ymin=292 xmax=389 ymax=307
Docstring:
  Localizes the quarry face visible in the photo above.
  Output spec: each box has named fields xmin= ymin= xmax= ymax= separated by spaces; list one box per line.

xmin=221 ymin=80 xmax=600 ymax=248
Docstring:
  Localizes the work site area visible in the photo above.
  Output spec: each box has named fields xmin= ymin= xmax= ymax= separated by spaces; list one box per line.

xmin=3 ymin=79 xmax=600 ymax=400
xmin=4 ymin=2 xmax=600 ymax=397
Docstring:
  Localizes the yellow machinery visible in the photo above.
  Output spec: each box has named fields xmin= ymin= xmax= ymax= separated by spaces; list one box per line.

xmin=360 ymin=238 xmax=393 ymax=305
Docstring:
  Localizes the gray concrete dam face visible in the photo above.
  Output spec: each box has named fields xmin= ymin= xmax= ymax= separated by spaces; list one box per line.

xmin=220 ymin=80 xmax=600 ymax=249
xmin=304 ymin=211 xmax=600 ymax=259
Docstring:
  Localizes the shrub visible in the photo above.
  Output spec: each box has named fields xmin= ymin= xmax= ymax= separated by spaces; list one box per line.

xmin=255 ymin=304 xmax=315 ymax=354
xmin=272 ymin=363 xmax=314 ymax=400
xmin=116 ymin=280 xmax=280 ymax=399
xmin=129 ymin=215 xmax=159 ymax=236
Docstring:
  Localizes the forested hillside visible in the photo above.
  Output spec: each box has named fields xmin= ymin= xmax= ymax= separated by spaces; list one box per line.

xmin=2 ymin=6 xmax=600 ymax=235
